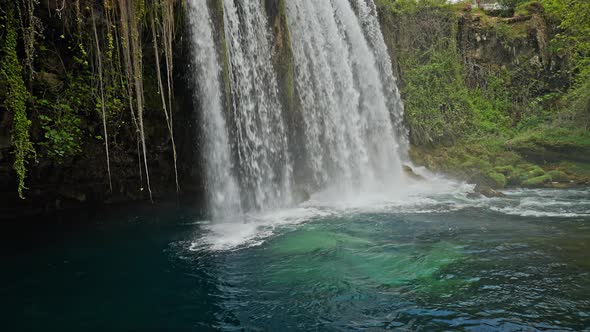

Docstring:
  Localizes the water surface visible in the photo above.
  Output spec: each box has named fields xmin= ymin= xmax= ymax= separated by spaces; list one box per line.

xmin=2 ymin=185 xmax=589 ymax=331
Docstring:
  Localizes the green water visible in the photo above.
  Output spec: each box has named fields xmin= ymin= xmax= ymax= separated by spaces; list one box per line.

xmin=1 ymin=188 xmax=589 ymax=331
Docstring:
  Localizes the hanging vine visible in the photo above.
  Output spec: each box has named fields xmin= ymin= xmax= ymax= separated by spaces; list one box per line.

xmin=117 ymin=0 xmax=153 ymax=202
xmin=91 ymin=6 xmax=113 ymax=192
xmin=150 ymin=0 xmax=180 ymax=195
xmin=16 ymin=0 xmax=41 ymax=83
xmin=1 ymin=0 xmax=184 ymax=200
xmin=1 ymin=8 xmax=36 ymax=198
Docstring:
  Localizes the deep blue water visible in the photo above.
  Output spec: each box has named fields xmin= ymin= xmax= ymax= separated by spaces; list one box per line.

xmin=1 ymin=187 xmax=589 ymax=331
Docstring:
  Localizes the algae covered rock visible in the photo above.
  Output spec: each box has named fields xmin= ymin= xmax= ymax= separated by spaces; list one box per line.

xmin=469 ymin=170 xmax=507 ymax=189
xmin=522 ymin=174 xmax=552 ymax=187
xmin=488 ymin=172 xmax=507 ymax=188
xmin=547 ymin=170 xmax=569 ymax=183
xmin=506 ymin=128 xmax=590 ymax=163
xmin=494 ymin=165 xmax=515 ymax=176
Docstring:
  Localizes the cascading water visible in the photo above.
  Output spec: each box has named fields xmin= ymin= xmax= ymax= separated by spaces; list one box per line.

xmin=286 ymin=0 xmax=405 ymax=195
xmin=223 ymin=0 xmax=293 ymax=211
xmin=353 ymin=0 xmax=409 ymax=158
xmin=191 ymin=0 xmax=408 ymax=225
xmin=188 ymin=0 xmax=242 ymax=221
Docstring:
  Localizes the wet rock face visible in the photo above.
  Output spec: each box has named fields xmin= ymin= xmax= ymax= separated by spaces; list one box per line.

xmin=0 ymin=3 xmax=205 ymax=219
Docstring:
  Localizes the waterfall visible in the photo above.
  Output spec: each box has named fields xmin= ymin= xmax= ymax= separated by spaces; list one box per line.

xmin=353 ymin=0 xmax=409 ymax=158
xmin=222 ymin=0 xmax=293 ymax=211
xmin=191 ymin=0 xmax=408 ymax=221
xmin=188 ymin=0 xmax=242 ymax=220
xmin=286 ymin=0 xmax=404 ymax=194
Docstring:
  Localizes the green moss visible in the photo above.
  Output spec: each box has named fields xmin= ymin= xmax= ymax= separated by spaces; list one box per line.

xmin=1 ymin=11 xmax=36 ymax=198
xmin=514 ymin=1 xmax=543 ymax=16
xmin=494 ymin=21 xmax=529 ymax=41
xmin=507 ymin=128 xmax=590 ymax=163
xmin=557 ymin=162 xmax=590 ymax=185
xmin=493 ymin=165 xmax=515 ymax=175
xmin=547 ymin=170 xmax=568 ymax=182
xmin=522 ymin=174 xmax=552 ymax=187
xmin=525 ymin=165 xmax=545 ymax=177
xmin=488 ymin=172 xmax=507 ymax=188
xmin=509 ymin=128 xmax=590 ymax=150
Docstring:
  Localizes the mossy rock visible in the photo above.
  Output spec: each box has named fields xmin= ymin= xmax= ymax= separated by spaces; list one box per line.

xmin=506 ymin=128 xmax=590 ymax=163
xmin=522 ymin=174 xmax=552 ymax=187
xmin=519 ymin=165 xmax=545 ymax=181
xmin=469 ymin=170 xmax=507 ymax=189
xmin=558 ymin=162 xmax=590 ymax=185
xmin=493 ymin=165 xmax=515 ymax=176
xmin=403 ymin=165 xmax=426 ymax=181
xmin=488 ymin=172 xmax=507 ymax=188
xmin=507 ymin=167 xmax=526 ymax=186
xmin=547 ymin=170 xmax=569 ymax=183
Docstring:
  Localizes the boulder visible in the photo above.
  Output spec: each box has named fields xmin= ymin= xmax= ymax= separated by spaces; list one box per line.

xmin=474 ymin=184 xmax=506 ymax=198
xmin=522 ymin=174 xmax=552 ymax=187
xmin=403 ymin=165 xmax=425 ymax=181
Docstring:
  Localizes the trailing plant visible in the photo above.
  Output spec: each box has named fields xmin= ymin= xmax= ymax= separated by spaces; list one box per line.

xmin=1 ymin=10 xmax=36 ymax=198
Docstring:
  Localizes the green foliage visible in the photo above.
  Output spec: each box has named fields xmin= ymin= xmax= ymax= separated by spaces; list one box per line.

xmin=496 ymin=0 xmax=532 ymax=17
xmin=37 ymin=100 xmax=82 ymax=160
xmin=0 ymin=12 xmax=36 ymax=198
xmin=375 ymin=0 xmax=449 ymax=14
xmin=383 ymin=0 xmax=590 ymax=186
xmin=403 ymin=42 xmax=473 ymax=144
xmin=541 ymin=0 xmax=590 ymax=128
xmin=514 ymin=1 xmax=544 ymax=16
xmin=499 ymin=0 xmax=531 ymax=10
xmin=379 ymin=1 xmax=520 ymax=144
xmin=508 ymin=127 xmax=590 ymax=152
xmin=469 ymin=72 xmax=513 ymax=136
xmin=33 ymin=34 xmax=93 ymax=163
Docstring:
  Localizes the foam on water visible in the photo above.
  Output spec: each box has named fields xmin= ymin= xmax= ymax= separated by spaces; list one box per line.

xmin=191 ymin=171 xmax=467 ymax=250
xmin=192 ymin=179 xmax=590 ymax=251
xmin=190 ymin=207 xmax=335 ymax=251
xmin=483 ymin=187 xmax=590 ymax=218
